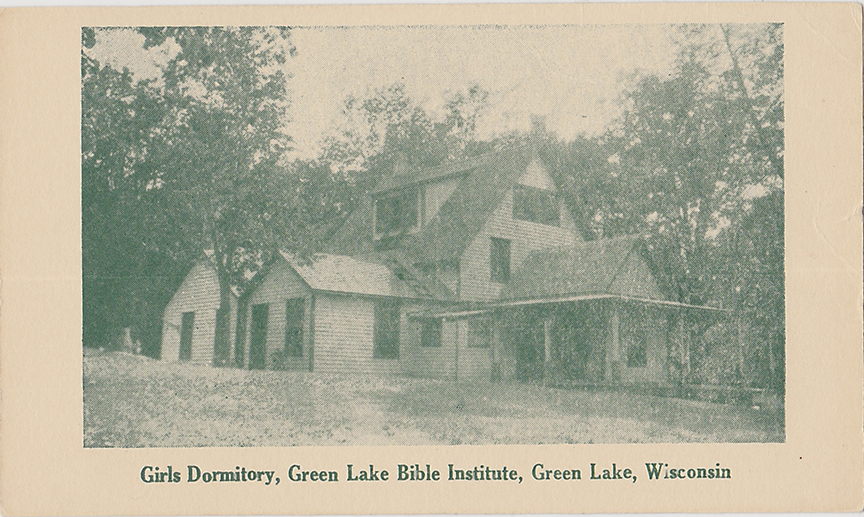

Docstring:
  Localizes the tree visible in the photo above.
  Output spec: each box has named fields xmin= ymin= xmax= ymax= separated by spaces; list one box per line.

xmin=82 ymin=28 xmax=187 ymax=353
xmin=537 ymin=24 xmax=784 ymax=388
xmin=318 ymin=82 xmax=492 ymax=224
xmin=82 ymin=27 xmax=298 ymax=362
xmin=134 ymin=27 xmax=296 ymax=365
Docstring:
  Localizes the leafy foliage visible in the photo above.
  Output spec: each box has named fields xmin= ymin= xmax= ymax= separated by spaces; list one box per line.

xmin=82 ymin=29 xmax=187 ymax=353
xmin=540 ymin=24 xmax=784 ymax=388
xmin=82 ymin=28 xmax=298 ymax=358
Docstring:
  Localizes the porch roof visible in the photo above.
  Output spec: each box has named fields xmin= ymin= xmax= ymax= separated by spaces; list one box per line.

xmin=409 ymin=293 xmax=727 ymax=319
xmin=503 ymin=236 xmax=656 ymax=300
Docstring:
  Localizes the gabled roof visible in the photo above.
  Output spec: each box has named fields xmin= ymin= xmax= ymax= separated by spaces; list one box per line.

xmin=279 ymin=252 xmax=435 ymax=300
xmin=355 ymin=249 xmax=456 ymax=302
xmin=325 ymin=147 xmax=534 ymax=264
xmin=323 ymin=197 xmax=375 ymax=256
xmin=503 ymin=236 xmax=660 ymax=300
xmin=371 ymin=152 xmax=490 ymax=194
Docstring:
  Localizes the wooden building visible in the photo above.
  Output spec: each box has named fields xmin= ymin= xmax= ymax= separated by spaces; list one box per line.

xmin=161 ymin=251 xmax=239 ymax=366
xmin=234 ymin=252 xmax=445 ymax=373
xmin=326 ymin=146 xmax=722 ymax=384
xmin=170 ymin=147 xmax=723 ymax=385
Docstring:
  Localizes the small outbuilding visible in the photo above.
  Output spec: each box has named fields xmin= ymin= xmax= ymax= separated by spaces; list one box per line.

xmin=161 ymin=252 xmax=239 ymax=366
xmin=235 ymin=252 xmax=443 ymax=373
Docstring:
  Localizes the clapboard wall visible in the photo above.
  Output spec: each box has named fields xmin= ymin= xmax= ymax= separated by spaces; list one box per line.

xmin=400 ymin=316 xmax=495 ymax=381
xmin=243 ymin=258 xmax=312 ymax=370
xmin=162 ymin=260 xmax=237 ymax=365
xmin=401 ymin=316 xmax=456 ymax=379
xmin=459 ymin=161 xmax=580 ymax=302
xmin=313 ymin=294 xmax=404 ymax=375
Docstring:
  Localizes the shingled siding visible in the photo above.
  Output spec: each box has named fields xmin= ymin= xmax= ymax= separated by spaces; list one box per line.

xmin=459 ymin=189 xmax=579 ymax=301
xmin=162 ymin=261 xmax=236 ymax=365
xmin=313 ymin=294 xmax=404 ymax=375
xmin=401 ymin=315 xmax=456 ymax=379
xmin=244 ymin=259 xmax=312 ymax=370
xmin=400 ymin=317 xmax=494 ymax=380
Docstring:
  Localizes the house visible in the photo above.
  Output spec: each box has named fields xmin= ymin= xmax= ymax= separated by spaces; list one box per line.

xmin=233 ymin=252 xmax=446 ymax=372
xmin=161 ymin=251 xmax=239 ymax=366
xmin=219 ymin=146 xmax=723 ymax=385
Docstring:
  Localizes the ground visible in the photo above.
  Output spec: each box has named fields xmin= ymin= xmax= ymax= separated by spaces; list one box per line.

xmin=83 ymin=352 xmax=784 ymax=447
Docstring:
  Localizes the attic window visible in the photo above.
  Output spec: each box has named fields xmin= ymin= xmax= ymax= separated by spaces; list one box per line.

xmin=513 ymin=185 xmax=559 ymax=226
xmin=374 ymin=189 xmax=419 ymax=239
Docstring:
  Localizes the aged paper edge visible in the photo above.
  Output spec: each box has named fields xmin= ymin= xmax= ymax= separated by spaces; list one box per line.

xmin=0 ymin=3 xmax=862 ymax=515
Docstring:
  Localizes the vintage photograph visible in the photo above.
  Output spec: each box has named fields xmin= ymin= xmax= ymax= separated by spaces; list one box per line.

xmin=82 ymin=24 xmax=785 ymax=448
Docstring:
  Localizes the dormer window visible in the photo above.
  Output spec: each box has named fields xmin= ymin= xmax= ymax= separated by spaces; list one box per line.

xmin=513 ymin=185 xmax=560 ymax=226
xmin=374 ymin=188 xmax=420 ymax=240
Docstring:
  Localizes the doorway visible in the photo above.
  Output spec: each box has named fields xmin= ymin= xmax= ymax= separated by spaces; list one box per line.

xmin=249 ymin=303 xmax=268 ymax=369
xmin=179 ymin=311 xmax=195 ymax=361
xmin=511 ymin=312 xmax=543 ymax=382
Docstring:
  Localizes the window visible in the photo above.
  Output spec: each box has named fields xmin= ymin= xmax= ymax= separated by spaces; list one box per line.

xmin=490 ymin=237 xmax=511 ymax=283
xmin=468 ymin=318 xmax=493 ymax=348
xmin=284 ymin=298 xmax=304 ymax=357
xmin=374 ymin=189 xmax=419 ymax=237
xmin=513 ymin=185 xmax=560 ymax=226
xmin=374 ymin=300 xmax=400 ymax=359
xmin=420 ymin=318 xmax=443 ymax=348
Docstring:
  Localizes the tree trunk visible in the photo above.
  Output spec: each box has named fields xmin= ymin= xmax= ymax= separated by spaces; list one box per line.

xmin=213 ymin=266 xmax=232 ymax=367
xmin=233 ymin=296 xmax=249 ymax=368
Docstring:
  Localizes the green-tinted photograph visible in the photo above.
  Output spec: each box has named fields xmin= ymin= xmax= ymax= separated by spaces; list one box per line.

xmin=82 ymin=24 xmax=784 ymax=448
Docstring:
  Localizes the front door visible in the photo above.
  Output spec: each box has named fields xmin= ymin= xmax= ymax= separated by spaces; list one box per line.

xmin=249 ymin=303 xmax=268 ymax=370
xmin=512 ymin=314 xmax=543 ymax=382
xmin=179 ymin=311 xmax=195 ymax=361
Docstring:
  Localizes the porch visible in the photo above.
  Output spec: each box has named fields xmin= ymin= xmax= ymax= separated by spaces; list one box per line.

xmin=431 ymin=294 xmax=725 ymax=388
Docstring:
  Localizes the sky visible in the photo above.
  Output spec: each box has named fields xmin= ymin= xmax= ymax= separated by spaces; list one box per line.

xmin=90 ymin=25 xmax=679 ymax=160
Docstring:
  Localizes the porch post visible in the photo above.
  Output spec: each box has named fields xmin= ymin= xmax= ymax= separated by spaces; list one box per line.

xmin=607 ymin=302 xmax=621 ymax=383
xmin=678 ymin=313 xmax=687 ymax=386
xmin=543 ymin=316 xmax=553 ymax=385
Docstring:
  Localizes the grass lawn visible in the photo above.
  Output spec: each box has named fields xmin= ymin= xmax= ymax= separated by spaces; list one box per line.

xmin=83 ymin=352 xmax=784 ymax=447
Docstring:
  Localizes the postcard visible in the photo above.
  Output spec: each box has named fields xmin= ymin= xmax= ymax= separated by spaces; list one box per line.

xmin=0 ymin=3 xmax=862 ymax=515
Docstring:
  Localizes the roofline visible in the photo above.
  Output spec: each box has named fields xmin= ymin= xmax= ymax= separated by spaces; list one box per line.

xmin=278 ymin=250 xmax=445 ymax=302
xmin=191 ymin=254 xmax=243 ymax=298
xmin=410 ymin=294 xmax=727 ymax=319
xmin=371 ymin=169 xmax=472 ymax=195
xmin=308 ymin=287 xmax=439 ymax=302
xmin=370 ymin=150 xmax=506 ymax=195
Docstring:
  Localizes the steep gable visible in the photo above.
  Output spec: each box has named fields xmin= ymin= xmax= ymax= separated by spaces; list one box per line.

xmin=399 ymin=149 xmax=532 ymax=264
xmin=503 ymin=236 xmax=664 ymax=301
xmin=327 ymin=148 xmax=536 ymax=260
